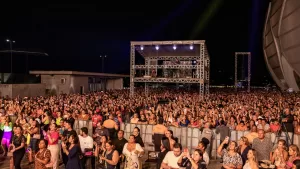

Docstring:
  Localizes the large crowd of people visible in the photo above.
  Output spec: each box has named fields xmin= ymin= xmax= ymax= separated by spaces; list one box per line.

xmin=0 ymin=88 xmax=300 ymax=169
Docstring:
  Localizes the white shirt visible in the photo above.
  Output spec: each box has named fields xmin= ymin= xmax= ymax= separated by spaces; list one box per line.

xmin=162 ymin=151 xmax=181 ymax=169
xmin=78 ymin=135 xmax=93 ymax=152
xmin=203 ymin=151 xmax=210 ymax=165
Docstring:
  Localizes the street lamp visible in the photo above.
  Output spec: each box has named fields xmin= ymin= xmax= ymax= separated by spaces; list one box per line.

xmin=100 ymin=55 xmax=107 ymax=73
xmin=6 ymin=39 xmax=15 ymax=74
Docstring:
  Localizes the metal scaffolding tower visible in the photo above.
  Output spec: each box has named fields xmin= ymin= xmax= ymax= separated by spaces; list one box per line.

xmin=234 ymin=52 xmax=251 ymax=92
xmin=130 ymin=40 xmax=210 ymax=99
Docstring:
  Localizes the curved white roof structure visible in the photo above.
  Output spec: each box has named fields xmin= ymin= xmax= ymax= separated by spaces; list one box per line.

xmin=263 ymin=0 xmax=300 ymax=91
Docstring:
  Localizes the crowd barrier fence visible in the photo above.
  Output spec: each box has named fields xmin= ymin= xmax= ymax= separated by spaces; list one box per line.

xmin=120 ymin=123 xmax=300 ymax=159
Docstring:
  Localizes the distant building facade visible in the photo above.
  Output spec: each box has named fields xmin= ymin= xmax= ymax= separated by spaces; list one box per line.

xmin=263 ymin=0 xmax=300 ymax=91
xmin=30 ymin=71 xmax=128 ymax=95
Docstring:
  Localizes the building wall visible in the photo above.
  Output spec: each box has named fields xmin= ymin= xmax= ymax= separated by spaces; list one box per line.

xmin=106 ymin=78 xmax=123 ymax=90
xmin=0 ymin=84 xmax=12 ymax=98
xmin=71 ymin=76 xmax=89 ymax=94
xmin=263 ymin=0 xmax=300 ymax=91
xmin=41 ymin=75 xmax=71 ymax=94
xmin=0 ymin=84 xmax=45 ymax=98
xmin=12 ymin=84 xmax=45 ymax=98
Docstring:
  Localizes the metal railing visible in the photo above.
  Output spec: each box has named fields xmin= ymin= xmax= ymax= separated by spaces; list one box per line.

xmin=121 ymin=123 xmax=300 ymax=159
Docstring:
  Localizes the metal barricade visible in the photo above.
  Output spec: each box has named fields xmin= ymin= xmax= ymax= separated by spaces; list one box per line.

xmin=120 ymin=123 xmax=300 ymax=159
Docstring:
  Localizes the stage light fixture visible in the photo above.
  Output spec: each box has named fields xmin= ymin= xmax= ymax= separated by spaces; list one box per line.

xmin=140 ymin=46 xmax=144 ymax=50
xmin=190 ymin=44 xmax=193 ymax=50
xmin=155 ymin=45 xmax=159 ymax=50
xmin=173 ymin=45 xmax=176 ymax=50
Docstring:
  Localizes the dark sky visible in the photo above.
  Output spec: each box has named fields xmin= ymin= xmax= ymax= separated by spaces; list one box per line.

xmin=0 ymin=0 xmax=271 ymax=85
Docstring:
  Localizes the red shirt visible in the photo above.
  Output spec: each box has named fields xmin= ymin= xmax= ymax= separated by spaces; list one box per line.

xmin=47 ymin=131 xmax=59 ymax=145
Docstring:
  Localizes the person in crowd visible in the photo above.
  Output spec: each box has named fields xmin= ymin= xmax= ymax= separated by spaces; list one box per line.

xmin=130 ymin=113 xmax=139 ymax=124
xmin=93 ymin=121 xmax=110 ymax=144
xmin=177 ymin=149 xmax=207 ymax=169
xmin=217 ymin=139 xmax=243 ymax=169
xmin=103 ymin=114 xmax=118 ymax=140
xmin=122 ymin=135 xmax=144 ymax=169
xmin=112 ymin=130 xmax=127 ymax=169
xmin=34 ymin=139 xmax=51 ymax=169
xmin=238 ymin=136 xmax=251 ymax=166
xmin=197 ymin=138 xmax=210 ymax=165
xmin=200 ymin=122 xmax=214 ymax=155
xmin=94 ymin=135 xmax=108 ymax=168
xmin=281 ymin=108 xmax=294 ymax=145
xmin=132 ymin=127 xmax=144 ymax=148
xmin=46 ymin=123 xmax=60 ymax=169
xmin=95 ymin=140 xmax=119 ymax=169
xmin=1 ymin=116 xmax=12 ymax=156
xmin=10 ymin=126 xmax=26 ymax=169
xmin=61 ymin=120 xmax=77 ymax=167
xmin=161 ymin=143 xmax=182 ymax=169
xmin=244 ymin=125 xmax=258 ymax=144
xmin=27 ymin=120 xmax=40 ymax=164
xmin=270 ymin=139 xmax=288 ymax=168
xmin=236 ymin=121 xmax=248 ymax=131
xmin=287 ymin=144 xmax=300 ymax=169
xmin=78 ymin=127 xmax=93 ymax=169
xmin=157 ymin=137 xmax=171 ymax=169
xmin=215 ymin=120 xmax=230 ymax=146
xmin=293 ymin=160 xmax=300 ymax=169
xmin=152 ymin=117 xmax=168 ymax=151
xmin=62 ymin=134 xmax=82 ymax=169
xmin=243 ymin=149 xmax=258 ymax=169
xmin=252 ymin=129 xmax=272 ymax=161
xmin=165 ymin=130 xmax=177 ymax=150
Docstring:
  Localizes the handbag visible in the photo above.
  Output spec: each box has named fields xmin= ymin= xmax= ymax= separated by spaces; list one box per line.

xmin=84 ymin=148 xmax=93 ymax=157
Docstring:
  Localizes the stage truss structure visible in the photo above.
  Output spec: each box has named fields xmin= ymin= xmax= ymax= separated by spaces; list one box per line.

xmin=234 ymin=52 xmax=251 ymax=92
xmin=130 ymin=40 xmax=210 ymax=99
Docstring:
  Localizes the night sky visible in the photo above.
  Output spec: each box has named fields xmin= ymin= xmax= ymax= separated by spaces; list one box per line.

xmin=0 ymin=0 xmax=271 ymax=85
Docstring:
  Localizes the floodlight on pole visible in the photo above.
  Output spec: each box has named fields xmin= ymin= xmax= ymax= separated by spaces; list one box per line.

xmin=140 ymin=46 xmax=144 ymax=50
xmin=155 ymin=45 xmax=159 ymax=50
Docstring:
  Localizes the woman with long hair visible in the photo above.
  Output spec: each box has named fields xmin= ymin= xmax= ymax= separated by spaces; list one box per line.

xmin=27 ymin=120 xmax=40 ymax=164
xmin=165 ymin=130 xmax=177 ymax=150
xmin=243 ymin=149 xmax=258 ymax=169
xmin=238 ymin=136 xmax=251 ymax=166
xmin=34 ymin=139 xmax=51 ymax=169
xmin=287 ymin=144 xmax=300 ymax=169
xmin=177 ymin=149 xmax=207 ymax=169
xmin=10 ymin=126 xmax=26 ymax=169
xmin=95 ymin=140 xmax=119 ymax=169
xmin=122 ymin=135 xmax=144 ymax=169
xmin=271 ymin=139 xmax=288 ymax=169
xmin=94 ymin=135 xmax=108 ymax=168
xmin=46 ymin=123 xmax=60 ymax=169
xmin=157 ymin=137 xmax=170 ymax=169
xmin=62 ymin=134 xmax=82 ymax=169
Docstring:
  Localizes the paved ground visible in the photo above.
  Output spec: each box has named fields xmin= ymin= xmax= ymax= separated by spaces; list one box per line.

xmin=0 ymin=154 xmax=222 ymax=169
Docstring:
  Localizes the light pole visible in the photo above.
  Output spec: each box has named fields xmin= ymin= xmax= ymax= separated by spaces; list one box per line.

xmin=100 ymin=55 xmax=107 ymax=73
xmin=6 ymin=39 xmax=15 ymax=74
